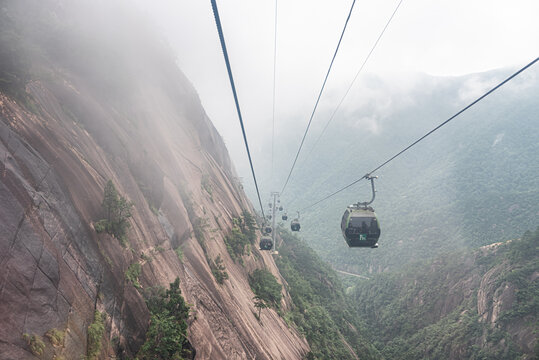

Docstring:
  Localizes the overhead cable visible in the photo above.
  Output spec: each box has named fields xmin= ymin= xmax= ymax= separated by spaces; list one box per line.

xmin=304 ymin=0 xmax=405 ymax=162
xmin=211 ymin=0 xmax=266 ymax=218
xmin=280 ymin=0 xmax=358 ymax=195
xmin=271 ymin=0 xmax=278 ymax=185
xmin=300 ymin=57 xmax=539 ymax=211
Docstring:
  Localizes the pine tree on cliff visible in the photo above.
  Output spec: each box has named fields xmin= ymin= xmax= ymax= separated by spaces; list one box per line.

xmin=253 ymin=295 xmax=269 ymax=318
xmin=96 ymin=180 xmax=133 ymax=244
xmin=139 ymin=278 xmax=191 ymax=359
xmin=102 ymin=180 xmax=119 ymax=223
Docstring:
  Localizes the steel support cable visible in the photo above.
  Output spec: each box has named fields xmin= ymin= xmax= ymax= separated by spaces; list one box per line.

xmin=300 ymin=57 xmax=539 ymax=212
xmin=280 ymin=0 xmax=358 ymax=196
xmin=288 ymin=177 xmax=368 ymax=212
xmin=211 ymin=0 xmax=266 ymax=218
xmin=271 ymin=0 xmax=278 ymax=185
xmin=289 ymin=0 xmax=404 ymax=209
xmin=304 ymin=0 xmax=405 ymax=162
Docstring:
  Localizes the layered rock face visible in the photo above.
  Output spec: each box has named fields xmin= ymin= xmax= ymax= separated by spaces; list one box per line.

xmin=0 ymin=1 xmax=309 ymax=358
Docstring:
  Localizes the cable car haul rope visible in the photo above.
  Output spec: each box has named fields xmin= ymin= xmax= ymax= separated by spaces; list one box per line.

xmin=210 ymin=0 xmax=266 ymax=219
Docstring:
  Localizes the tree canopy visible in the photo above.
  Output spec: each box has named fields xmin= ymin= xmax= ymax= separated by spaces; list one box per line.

xmin=139 ymin=278 xmax=191 ymax=359
xmin=248 ymin=268 xmax=282 ymax=308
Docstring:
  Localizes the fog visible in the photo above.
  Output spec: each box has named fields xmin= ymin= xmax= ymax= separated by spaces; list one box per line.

xmin=131 ymin=0 xmax=539 ymax=187
xmin=133 ymin=0 xmax=539 ymax=204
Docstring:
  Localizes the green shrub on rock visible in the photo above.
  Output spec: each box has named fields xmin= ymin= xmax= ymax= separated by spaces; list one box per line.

xmin=87 ymin=311 xmax=105 ymax=360
xmin=22 ymin=333 xmax=45 ymax=356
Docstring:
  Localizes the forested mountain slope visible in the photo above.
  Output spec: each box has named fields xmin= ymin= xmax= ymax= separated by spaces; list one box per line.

xmin=0 ymin=1 xmax=309 ymax=359
xmin=350 ymin=228 xmax=538 ymax=359
xmin=275 ymin=228 xmax=381 ymax=360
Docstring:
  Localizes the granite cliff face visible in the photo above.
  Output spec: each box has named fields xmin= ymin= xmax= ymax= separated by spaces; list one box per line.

xmin=0 ymin=1 xmax=309 ymax=358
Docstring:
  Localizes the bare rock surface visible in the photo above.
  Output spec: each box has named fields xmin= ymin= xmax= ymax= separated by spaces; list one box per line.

xmin=0 ymin=66 xmax=307 ymax=360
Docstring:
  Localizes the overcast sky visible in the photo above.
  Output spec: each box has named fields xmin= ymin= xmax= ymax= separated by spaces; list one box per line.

xmin=133 ymin=0 xmax=539 ymax=199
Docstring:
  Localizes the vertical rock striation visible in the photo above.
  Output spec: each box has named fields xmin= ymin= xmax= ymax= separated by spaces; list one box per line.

xmin=0 ymin=1 xmax=309 ymax=358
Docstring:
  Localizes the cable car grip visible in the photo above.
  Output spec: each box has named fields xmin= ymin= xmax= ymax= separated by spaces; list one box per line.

xmin=356 ymin=175 xmax=377 ymax=208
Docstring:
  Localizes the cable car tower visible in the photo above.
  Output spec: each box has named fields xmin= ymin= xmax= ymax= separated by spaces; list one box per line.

xmin=269 ymin=191 xmax=279 ymax=254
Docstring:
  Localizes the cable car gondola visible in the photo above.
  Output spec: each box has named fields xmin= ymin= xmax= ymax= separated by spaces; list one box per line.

xmin=259 ymin=236 xmax=273 ymax=251
xmin=282 ymin=213 xmax=288 ymax=221
xmin=341 ymin=206 xmax=380 ymax=247
xmin=264 ymin=225 xmax=272 ymax=234
xmin=341 ymin=175 xmax=380 ymax=248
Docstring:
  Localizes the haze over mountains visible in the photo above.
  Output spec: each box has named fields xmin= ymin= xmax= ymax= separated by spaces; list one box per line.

xmin=254 ymin=67 xmax=538 ymax=359
xmin=248 ymin=67 xmax=539 ymax=274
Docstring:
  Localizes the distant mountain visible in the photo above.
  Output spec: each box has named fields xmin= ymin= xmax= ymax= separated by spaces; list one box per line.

xmin=264 ymin=68 xmax=539 ymax=274
xmin=350 ymin=228 xmax=539 ymax=359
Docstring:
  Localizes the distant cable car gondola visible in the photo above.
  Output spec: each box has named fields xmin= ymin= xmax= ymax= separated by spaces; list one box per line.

xmin=341 ymin=175 xmax=380 ymax=248
xmin=282 ymin=213 xmax=288 ymax=221
xmin=259 ymin=236 xmax=273 ymax=251
xmin=264 ymin=225 xmax=272 ymax=234
xmin=290 ymin=211 xmax=300 ymax=231
xmin=279 ymin=206 xmax=283 ymax=211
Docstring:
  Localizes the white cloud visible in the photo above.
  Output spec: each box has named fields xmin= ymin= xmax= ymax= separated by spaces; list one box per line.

xmin=458 ymin=76 xmax=500 ymax=103
xmin=492 ymin=133 xmax=505 ymax=147
xmin=351 ymin=116 xmax=381 ymax=135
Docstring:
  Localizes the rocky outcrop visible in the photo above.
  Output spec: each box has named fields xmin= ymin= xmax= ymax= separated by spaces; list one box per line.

xmin=0 ymin=2 xmax=309 ymax=358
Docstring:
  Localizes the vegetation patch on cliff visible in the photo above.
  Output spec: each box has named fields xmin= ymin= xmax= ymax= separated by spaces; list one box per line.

xmin=45 ymin=328 xmax=65 ymax=347
xmin=210 ymin=254 xmax=229 ymax=284
xmin=87 ymin=311 xmax=105 ymax=360
xmin=224 ymin=211 xmax=257 ymax=264
xmin=139 ymin=278 xmax=192 ymax=359
xmin=95 ymin=180 xmax=133 ymax=247
xmin=125 ymin=263 xmax=142 ymax=289
xmin=249 ymin=268 xmax=282 ymax=309
xmin=22 ymin=333 xmax=45 ymax=357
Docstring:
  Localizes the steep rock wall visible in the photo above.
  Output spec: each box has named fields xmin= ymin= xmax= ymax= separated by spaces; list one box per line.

xmin=0 ymin=2 xmax=309 ymax=358
xmin=0 ymin=71 xmax=308 ymax=360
